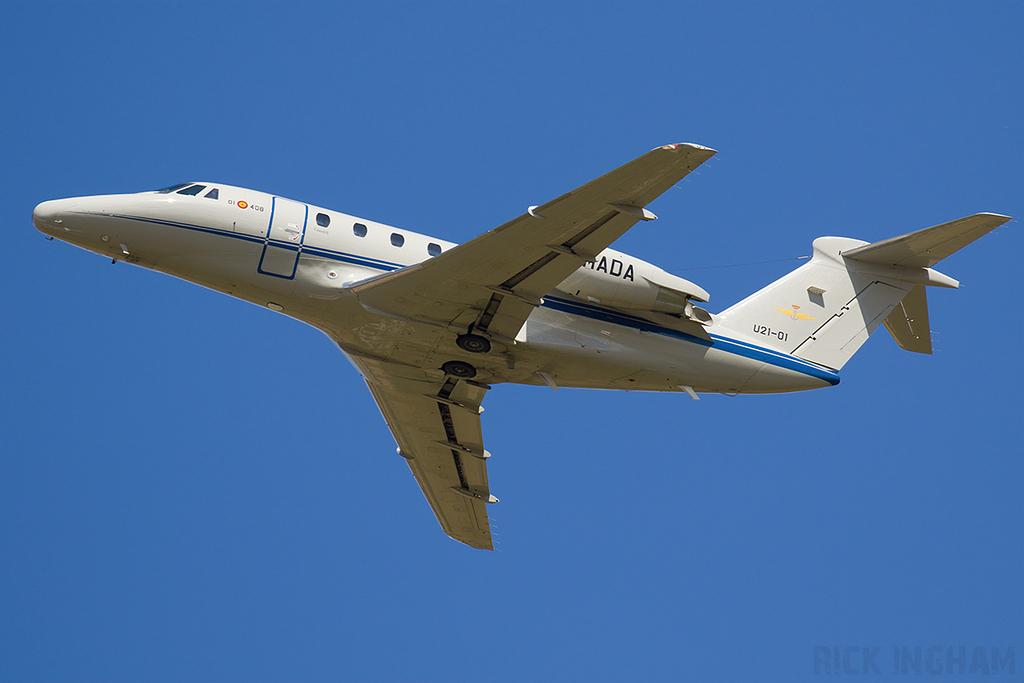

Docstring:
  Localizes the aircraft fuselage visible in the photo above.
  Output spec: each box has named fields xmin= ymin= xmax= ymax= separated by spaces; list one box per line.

xmin=33 ymin=183 xmax=837 ymax=396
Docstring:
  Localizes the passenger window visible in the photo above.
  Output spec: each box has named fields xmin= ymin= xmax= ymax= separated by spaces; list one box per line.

xmin=316 ymin=213 xmax=330 ymax=227
xmin=427 ymin=242 xmax=442 ymax=257
xmin=204 ymin=188 xmax=219 ymax=200
xmin=391 ymin=233 xmax=405 ymax=247
xmin=177 ymin=184 xmax=206 ymax=196
xmin=353 ymin=223 xmax=367 ymax=237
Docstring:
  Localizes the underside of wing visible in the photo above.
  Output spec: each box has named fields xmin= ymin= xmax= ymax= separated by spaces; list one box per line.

xmin=349 ymin=353 xmax=496 ymax=550
xmin=348 ymin=143 xmax=717 ymax=345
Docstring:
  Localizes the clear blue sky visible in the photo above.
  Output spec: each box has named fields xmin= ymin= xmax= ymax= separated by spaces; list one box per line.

xmin=2 ymin=2 xmax=1021 ymax=681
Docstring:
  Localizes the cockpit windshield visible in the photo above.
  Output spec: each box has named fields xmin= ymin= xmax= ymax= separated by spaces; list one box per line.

xmin=155 ymin=183 xmax=219 ymax=199
xmin=155 ymin=183 xmax=192 ymax=194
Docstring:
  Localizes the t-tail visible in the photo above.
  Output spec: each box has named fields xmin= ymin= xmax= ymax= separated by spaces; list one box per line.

xmin=715 ymin=213 xmax=1011 ymax=371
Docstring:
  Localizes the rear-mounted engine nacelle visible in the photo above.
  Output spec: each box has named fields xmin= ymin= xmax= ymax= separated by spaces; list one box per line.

xmin=554 ymin=248 xmax=712 ymax=324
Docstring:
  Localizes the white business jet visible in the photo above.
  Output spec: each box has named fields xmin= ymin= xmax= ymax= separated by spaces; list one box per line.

xmin=33 ymin=144 xmax=1010 ymax=549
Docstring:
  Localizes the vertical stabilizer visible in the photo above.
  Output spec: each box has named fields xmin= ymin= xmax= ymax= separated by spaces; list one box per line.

xmin=716 ymin=236 xmax=913 ymax=371
xmin=714 ymin=213 xmax=1010 ymax=371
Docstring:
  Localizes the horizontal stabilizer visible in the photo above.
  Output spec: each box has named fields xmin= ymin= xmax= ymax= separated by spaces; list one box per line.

xmin=883 ymin=285 xmax=932 ymax=354
xmin=843 ymin=213 xmax=1011 ymax=268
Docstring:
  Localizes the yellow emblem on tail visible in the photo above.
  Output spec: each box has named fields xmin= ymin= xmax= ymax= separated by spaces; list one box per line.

xmin=775 ymin=304 xmax=816 ymax=320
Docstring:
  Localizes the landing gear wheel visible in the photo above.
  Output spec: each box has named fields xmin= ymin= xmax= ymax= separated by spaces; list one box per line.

xmin=441 ymin=360 xmax=477 ymax=379
xmin=456 ymin=334 xmax=491 ymax=354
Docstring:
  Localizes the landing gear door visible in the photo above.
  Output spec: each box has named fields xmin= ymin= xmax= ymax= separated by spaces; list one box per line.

xmin=258 ymin=197 xmax=308 ymax=279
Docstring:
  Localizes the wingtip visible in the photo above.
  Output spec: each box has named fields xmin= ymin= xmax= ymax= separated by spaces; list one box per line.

xmin=658 ymin=142 xmax=718 ymax=154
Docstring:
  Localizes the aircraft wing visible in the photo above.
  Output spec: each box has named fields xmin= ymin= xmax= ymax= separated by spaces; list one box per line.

xmin=349 ymin=143 xmax=717 ymax=344
xmin=343 ymin=144 xmax=716 ymax=548
xmin=348 ymin=353 xmax=496 ymax=550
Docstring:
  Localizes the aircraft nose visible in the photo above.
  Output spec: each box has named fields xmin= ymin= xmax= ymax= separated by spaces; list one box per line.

xmin=33 ymin=198 xmax=77 ymax=234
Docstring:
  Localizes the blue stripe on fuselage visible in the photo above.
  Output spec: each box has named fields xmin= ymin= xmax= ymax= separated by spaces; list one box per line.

xmin=542 ymin=295 xmax=840 ymax=386
xmin=93 ymin=212 xmax=407 ymax=271
xmin=96 ymin=211 xmax=839 ymax=385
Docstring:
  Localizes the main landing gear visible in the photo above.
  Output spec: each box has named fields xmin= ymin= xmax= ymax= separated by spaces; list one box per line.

xmin=442 ymin=360 xmax=477 ymax=379
xmin=443 ymin=332 xmax=491 ymax=379
xmin=456 ymin=334 xmax=491 ymax=354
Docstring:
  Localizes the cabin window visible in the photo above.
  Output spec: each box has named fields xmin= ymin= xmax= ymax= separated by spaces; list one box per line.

xmin=156 ymin=183 xmax=192 ymax=194
xmin=204 ymin=188 xmax=219 ymax=200
xmin=353 ymin=223 xmax=367 ymax=237
xmin=316 ymin=213 xmax=330 ymax=227
xmin=177 ymin=184 xmax=206 ymax=196
xmin=391 ymin=233 xmax=405 ymax=247
xmin=427 ymin=242 xmax=442 ymax=257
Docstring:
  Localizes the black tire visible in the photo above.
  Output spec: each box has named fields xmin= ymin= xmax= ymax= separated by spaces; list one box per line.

xmin=441 ymin=360 xmax=477 ymax=379
xmin=456 ymin=334 xmax=491 ymax=354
